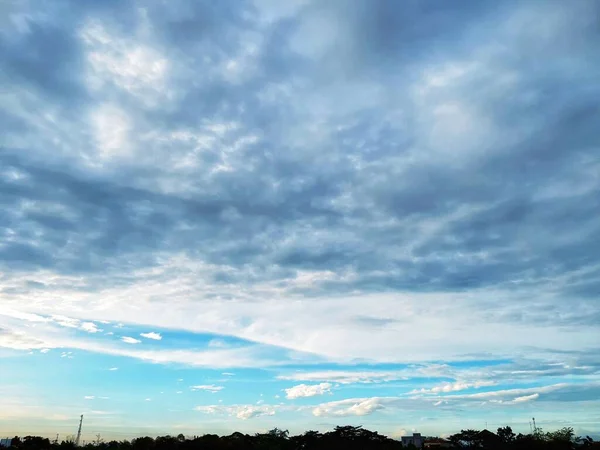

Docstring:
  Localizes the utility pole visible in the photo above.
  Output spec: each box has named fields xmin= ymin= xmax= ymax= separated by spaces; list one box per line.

xmin=532 ymin=417 xmax=537 ymax=433
xmin=75 ymin=415 xmax=84 ymax=447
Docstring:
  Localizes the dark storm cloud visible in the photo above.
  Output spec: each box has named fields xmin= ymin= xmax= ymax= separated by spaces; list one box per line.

xmin=0 ymin=0 xmax=599 ymax=309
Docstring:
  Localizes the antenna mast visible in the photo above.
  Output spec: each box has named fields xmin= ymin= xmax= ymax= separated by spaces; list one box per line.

xmin=75 ymin=415 xmax=84 ymax=447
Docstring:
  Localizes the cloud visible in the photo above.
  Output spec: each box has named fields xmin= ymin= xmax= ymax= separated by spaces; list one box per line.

xmin=108 ymin=367 xmax=118 ymax=371
xmin=285 ymin=383 xmax=332 ymax=399
xmin=413 ymin=380 xmax=497 ymax=394
xmin=0 ymin=328 xmax=50 ymax=350
xmin=234 ymin=405 xmax=276 ymax=420
xmin=190 ymin=385 xmax=224 ymax=393
xmin=447 ymin=384 xmax=567 ymax=400
xmin=194 ymin=404 xmax=277 ymax=420
xmin=84 ymin=396 xmax=95 ymax=400
xmin=511 ymin=393 xmax=539 ymax=404
xmin=0 ymin=0 xmax=599 ymax=434
xmin=80 ymin=322 xmax=101 ymax=333
xmin=52 ymin=315 xmax=80 ymax=329
xmin=278 ymin=370 xmax=407 ymax=384
xmin=313 ymin=398 xmax=386 ymax=417
xmin=0 ymin=0 xmax=598 ymax=369
xmin=140 ymin=332 xmax=162 ymax=340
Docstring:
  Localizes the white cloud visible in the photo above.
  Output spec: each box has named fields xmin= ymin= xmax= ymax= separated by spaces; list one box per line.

xmin=3 ymin=260 xmax=597 ymax=368
xmin=312 ymin=398 xmax=386 ymax=417
xmin=140 ymin=332 xmax=162 ymax=340
xmin=285 ymin=383 xmax=332 ymax=399
xmin=90 ymin=104 xmax=131 ymax=159
xmin=51 ymin=315 xmax=80 ymax=329
xmin=190 ymin=385 xmax=224 ymax=393
xmin=511 ymin=393 xmax=539 ymax=404
xmin=448 ymin=384 xmax=567 ymax=400
xmin=0 ymin=329 xmax=51 ymax=351
xmin=81 ymin=21 xmax=169 ymax=106
xmin=121 ymin=336 xmax=141 ymax=344
xmin=194 ymin=404 xmax=277 ymax=420
xmin=278 ymin=370 xmax=406 ymax=384
xmin=40 ymin=348 xmax=50 ymax=354
xmin=84 ymin=396 xmax=95 ymax=400
xmin=108 ymin=367 xmax=118 ymax=371
xmin=80 ymin=322 xmax=101 ymax=333
xmin=412 ymin=380 xmax=497 ymax=395
xmin=222 ymin=372 xmax=234 ymax=376
xmin=0 ymin=309 xmax=51 ymax=323
xmin=234 ymin=405 xmax=275 ymax=420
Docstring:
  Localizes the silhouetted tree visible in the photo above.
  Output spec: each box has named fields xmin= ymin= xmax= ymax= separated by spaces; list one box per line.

xmin=497 ymin=427 xmax=516 ymax=444
xmin=4 ymin=425 xmax=596 ymax=450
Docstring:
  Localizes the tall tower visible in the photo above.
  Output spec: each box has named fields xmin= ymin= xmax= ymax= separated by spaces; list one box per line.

xmin=75 ymin=415 xmax=84 ymax=447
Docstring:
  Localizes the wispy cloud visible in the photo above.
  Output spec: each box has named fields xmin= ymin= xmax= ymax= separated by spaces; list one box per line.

xmin=140 ymin=332 xmax=162 ymax=341
xmin=195 ymin=404 xmax=278 ymax=420
xmin=412 ymin=380 xmax=497 ymax=395
xmin=313 ymin=398 xmax=386 ymax=417
xmin=191 ymin=385 xmax=224 ymax=393
xmin=121 ymin=337 xmax=141 ymax=345
xmin=510 ymin=393 xmax=539 ymax=404
xmin=278 ymin=370 xmax=407 ymax=384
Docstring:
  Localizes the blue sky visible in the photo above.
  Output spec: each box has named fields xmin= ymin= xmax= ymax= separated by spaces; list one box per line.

xmin=1 ymin=0 xmax=600 ymax=442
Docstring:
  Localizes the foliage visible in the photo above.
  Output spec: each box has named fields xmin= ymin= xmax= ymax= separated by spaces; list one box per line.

xmin=1 ymin=426 xmax=597 ymax=450
xmin=447 ymin=426 xmax=598 ymax=450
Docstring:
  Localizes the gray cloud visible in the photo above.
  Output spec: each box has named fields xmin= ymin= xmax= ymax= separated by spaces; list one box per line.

xmin=0 ymin=0 xmax=599 ymax=337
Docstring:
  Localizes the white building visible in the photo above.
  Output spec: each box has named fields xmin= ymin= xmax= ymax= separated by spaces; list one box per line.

xmin=401 ymin=433 xmax=423 ymax=448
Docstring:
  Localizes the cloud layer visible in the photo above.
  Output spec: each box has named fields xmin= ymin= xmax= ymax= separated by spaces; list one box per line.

xmin=1 ymin=0 xmax=599 ymax=438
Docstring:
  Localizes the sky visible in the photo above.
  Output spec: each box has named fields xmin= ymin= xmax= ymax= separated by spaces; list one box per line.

xmin=1 ymin=0 xmax=600 ymax=442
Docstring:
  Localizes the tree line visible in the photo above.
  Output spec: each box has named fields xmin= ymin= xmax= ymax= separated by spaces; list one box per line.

xmin=3 ymin=425 xmax=599 ymax=450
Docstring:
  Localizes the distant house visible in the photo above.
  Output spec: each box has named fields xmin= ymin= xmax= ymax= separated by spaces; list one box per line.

xmin=401 ymin=433 xmax=423 ymax=448
xmin=478 ymin=429 xmax=501 ymax=445
xmin=424 ymin=437 xmax=452 ymax=448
